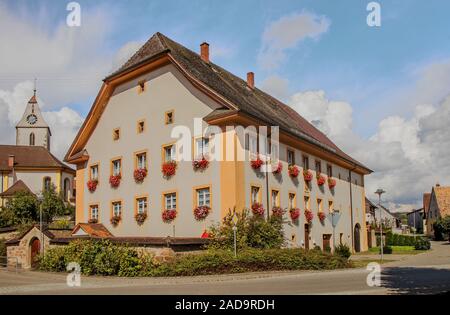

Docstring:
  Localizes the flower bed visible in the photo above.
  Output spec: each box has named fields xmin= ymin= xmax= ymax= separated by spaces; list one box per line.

xmin=318 ymin=212 xmax=327 ymax=222
xmin=109 ymin=175 xmax=121 ymax=188
xmin=110 ymin=215 xmax=121 ymax=226
xmin=271 ymin=206 xmax=284 ymax=217
xmin=134 ymin=168 xmax=147 ymax=183
xmin=328 ymin=177 xmax=336 ymax=189
xmin=288 ymin=165 xmax=299 ymax=178
xmin=317 ymin=174 xmax=326 ymax=186
xmin=193 ymin=156 xmax=209 ymax=171
xmin=194 ymin=205 xmax=211 ymax=220
xmin=250 ymin=155 xmax=263 ymax=170
xmin=135 ymin=212 xmax=147 ymax=225
xmin=87 ymin=179 xmax=98 ymax=192
xmin=304 ymin=209 xmax=314 ymax=223
xmin=272 ymin=161 xmax=282 ymax=174
xmin=289 ymin=208 xmax=300 ymax=221
xmin=303 ymin=170 xmax=313 ymax=182
xmin=162 ymin=209 xmax=177 ymax=222
xmin=162 ymin=161 xmax=177 ymax=178
xmin=251 ymin=202 xmax=265 ymax=216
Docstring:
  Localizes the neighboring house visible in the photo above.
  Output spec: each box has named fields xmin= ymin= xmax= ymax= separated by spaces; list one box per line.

xmin=423 ymin=193 xmax=431 ymax=235
xmin=373 ymin=205 xmax=400 ymax=230
xmin=64 ymin=32 xmax=372 ymax=252
xmin=407 ymin=208 xmax=424 ymax=234
xmin=426 ymin=184 xmax=450 ymax=237
xmin=364 ymin=198 xmax=377 ymax=248
xmin=0 ymin=92 xmax=75 ymax=207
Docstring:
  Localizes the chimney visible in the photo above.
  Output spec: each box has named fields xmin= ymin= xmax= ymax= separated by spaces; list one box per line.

xmin=200 ymin=42 xmax=209 ymax=63
xmin=247 ymin=72 xmax=255 ymax=89
xmin=8 ymin=155 xmax=14 ymax=168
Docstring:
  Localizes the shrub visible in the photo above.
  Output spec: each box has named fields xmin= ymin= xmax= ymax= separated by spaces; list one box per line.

xmin=381 ymin=246 xmax=392 ymax=254
xmin=385 ymin=232 xmax=430 ymax=250
xmin=0 ymin=238 xmax=6 ymax=257
xmin=414 ymin=238 xmax=431 ymax=250
xmin=335 ymin=243 xmax=351 ymax=259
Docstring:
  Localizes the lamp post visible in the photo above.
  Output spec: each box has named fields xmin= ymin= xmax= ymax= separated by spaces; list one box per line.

xmin=232 ymin=211 xmax=238 ymax=258
xmin=375 ymin=189 xmax=386 ymax=261
xmin=38 ymin=196 xmax=44 ymax=255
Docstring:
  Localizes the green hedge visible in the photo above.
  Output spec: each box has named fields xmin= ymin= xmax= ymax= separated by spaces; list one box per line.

xmin=39 ymin=240 xmax=351 ymax=277
xmin=0 ymin=239 xmax=6 ymax=257
xmin=385 ymin=232 xmax=430 ymax=249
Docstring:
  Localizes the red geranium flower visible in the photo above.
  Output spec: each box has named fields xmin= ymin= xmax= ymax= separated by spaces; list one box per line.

xmin=272 ymin=206 xmax=284 ymax=217
xmin=304 ymin=209 xmax=314 ymax=223
xmin=135 ymin=212 xmax=147 ymax=225
xmin=87 ymin=179 xmax=98 ymax=192
xmin=328 ymin=177 xmax=336 ymax=189
xmin=251 ymin=155 xmax=263 ymax=170
xmin=193 ymin=156 xmax=209 ymax=171
xmin=272 ymin=161 xmax=283 ymax=174
xmin=303 ymin=170 xmax=313 ymax=182
xmin=289 ymin=208 xmax=300 ymax=221
xmin=162 ymin=161 xmax=177 ymax=178
xmin=109 ymin=175 xmax=121 ymax=188
xmin=288 ymin=165 xmax=299 ymax=178
xmin=194 ymin=205 xmax=211 ymax=220
xmin=134 ymin=168 xmax=147 ymax=183
xmin=251 ymin=202 xmax=265 ymax=216
xmin=110 ymin=215 xmax=121 ymax=226
xmin=317 ymin=174 xmax=326 ymax=186
xmin=318 ymin=212 xmax=327 ymax=222
xmin=162 ymin=209 xmax=177 ymax=222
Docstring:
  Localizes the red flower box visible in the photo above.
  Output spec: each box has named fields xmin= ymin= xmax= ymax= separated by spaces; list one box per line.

xmin=251 ymin=202 xmax=265 ymax=216
xmin=87 ymin=179 xmax=98 ymax=192
xmin=303 ymin=170 xmax=313 ymax=182
xmin=289 ymin=208 xmax=300 ymax=221
xmin=288 ymin=165 xmax=299 ymax=178
xmin=109 ymin=175 xmax=121 ymax=188
xmin=272 ymin=161 xmax=283 ymax=174
xmin=318 ymin=211 xmax=326 ymax=222
xmin=194 ymin=205 xmax=211 ymax=220
xmin=251 ymin=155 xmax=263 ymax=170
xmin=110 ymin=215 xmax=121 ymax=226
xmin=135 ymin=212 xmax=147 ymax=225
xmin=328 ymin=177 xmax=336 ymax=189
xmin=272 ymin=206 xmax=284 ymax=217
xmin=193 ymin=156 xmax=209 ymax=171
xmin=201 ymin=230 xmax=210 ymax=239
xmin=304 ymin=209 xmax=314 ymax=223
xmin=134 ymin=168 xmax=147 ymax=183
xmin=162 ymin=161 xmax=177 ymax=178
xmin=88 ymin=218 xmax=98 ymax=224
xmin=162 ymin=209 xmax=177 ymax=222
xmin=317 ymin=174 xmax=326 ymax=186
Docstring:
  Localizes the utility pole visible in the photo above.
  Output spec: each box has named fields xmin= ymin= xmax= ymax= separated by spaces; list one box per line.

xmin=375 ymin=189 xmax=386 ymax=261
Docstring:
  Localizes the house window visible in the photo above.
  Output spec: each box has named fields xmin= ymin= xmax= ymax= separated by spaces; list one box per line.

xmin=248 ymin=135 xmax=258 ymax=154
xmin=317 ymin=198 xmax=323 ymax=212
xmin=315 ymin=160 xmax=322 ymax=174
xmin=43 ymin=177 xmax=51 ymax=191
xmin=90 ymin=164 xmax=99 ymax=181
xmin=111 ymin=159 xmax=121 ymax=176
xmin=287 ymin=149 xmax=295 ymax=165
xmin=195 ymin=137 xmax=209 ymax=158
xmin=136 ymin=152 xmax=147 ymax=169
xmin=63 ymin=178 xmax=70 ymax=201
xmin=303 ymin=155 xmax=309 ymax=170
xmin=112 ymin=201 xmax=122 ymax=217
xmin=196 ymin=187 xmax=211 ymax=207
xmin=304 ymin=196 xmax=310 ymax=209
xmin=251 ymin=186 xmax=260 ymax=204
xmin=138 ymin=80 xmax=146 ymax=93
xmin=270 ymin=142 xmax=279 ymax=160
xmin=29 ymin=133 xmax=35 ymax=146
xmin=90 ymin=204 xmax=99 ymax=220
xmin=329 ymin=200 xmax=334 ymax=212
xmin=164 ymin=192 xmax=177 ymax=210
xmin=271 ymin=189 xmax=280 ymax=207
xmin=327 ymin=164 xmax=333 ymax=177
xmin=137 ymin=120 xmax=145 ymax=133
xmin=163 ymin=144 xmax=176 ymax=162
xmin=136 ymin=197 xmax=148 ymax=214
xmin=165 ymin=110 xmax=174 ymax=125
xmin=113 ymin=128 xmax=120 ymax=141
xmin=289 ymin=193 xmax=296 ymax=209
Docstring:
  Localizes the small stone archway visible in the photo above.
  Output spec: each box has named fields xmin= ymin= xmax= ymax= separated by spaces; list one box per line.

xmin=354 ymin=223 xmax=361 ymax=253
xmin=29 ymin=237 xmax=41 ymax=268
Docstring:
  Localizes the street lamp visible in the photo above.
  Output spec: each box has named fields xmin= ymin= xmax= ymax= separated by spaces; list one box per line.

xmin=37 ymin=196 xmax=44 ymax=255
xmin=231 ymin=211 xmax=239 ymax=258
xmin=375 ymin=189 xmax=386 ymax=261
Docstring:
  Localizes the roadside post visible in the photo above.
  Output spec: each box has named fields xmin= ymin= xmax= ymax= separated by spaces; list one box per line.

xmin=375 ymin=189 xmax=386 ymax=261
xmin=328 ymin=211 xmax=341 ymax=252
xmin=232 ymin=212 xmax=238 ymax=258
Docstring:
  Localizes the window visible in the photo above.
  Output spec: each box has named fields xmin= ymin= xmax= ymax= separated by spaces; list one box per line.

xmin=90 ymin=204 xmax=99 ymax=220
xmin=138 ymin=80 xmax=146 ymax=93
xmin=29 ymin=133 xmax=35 ymax=146
xmin=251 ymin=186 xmax=261 ymax=204
xmin=43 ymin=177 xmax=51 ymax=191
xmin=304 ymin=196 xmax=310 ymax=209
xmin=164 ymin=192 xmax=177 ymax=210
xmin=196 ymin=187 xmax=211 ymax=207
xmin=64 ymin=178 xmax=70 ymax=201
xmin=195 ymin=137 xmax=209 ymax=158
xmin=112 ymin=201 xmax=122 ymax=217
xmin=113 ymin=128 xmax=120 ymax=141
xmin=289 ymin=193 xmax=296 ymax=209
xmin=165 ymin=110 xmax=174 ymax=125
xmin=90 ymin=164 xmax=99 ymax=181
xmin=328 ymin=200 xmax=334 ymax=212
xmin=327 ymin=164 xmax=333 ymax=177
xmin=111 ymin=159 xmax=121 ymax=176
xmin=287 ymin=149 xmax=295 ymax=165
xmin=271 ymin=189 xmax=280 ymax=207
xmin=270 ymin=142 xmax=279 ymax=160
xmin=303 ymin=155 xmax=309 ymax=170
xmin=163 ymin=144 xmax=176 ymax=162
xmin=137 ymin=120 xmax=145 ymax=133
xmin=136 ymin=197 xmax=148 ymax=214
xmin=317 ymin=198 xmax=323 ymax=212
xmin=135 ymin=152 xmax=147 ymax=169
xmin=248 ymin=135 xmax=258 ymax=154
xmin=315 ymin=160 xmax=322 ymax=174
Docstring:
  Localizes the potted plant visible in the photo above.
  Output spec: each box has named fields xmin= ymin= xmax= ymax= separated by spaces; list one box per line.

xmin=288 ymin=165 xmax=299 ymax=178
xmin=272 ymin=161 xmax=283 ymax=175
xmin=193 ymin=205 xmax=211 ymax=220
xmin=328 ymin=177 xmax=336 ymax=189
xmin=110 ymin=215 xmax=121 ymax=226
xmin=87 ymin=179 xmax=98 ymax=192
xmin=251 ymin=155 xmax=263 ymax=170
xmin=88 ymin=218 xmax=98 ymax=224
xmin=134 ymin=168 xmax=147 ymax=183
xmin=318 ymin=211 xmax=326 ymax=222
xmin=272 ymin=206 xmax=284 ymax=217
xmin=109 ymin=174 xmax=121 ymax=188
xmin=303 ymin=170 xmax=313 ymax=182
xmin=251 ymin=202 xmax=265 ymax=216
xmin=162 ymin=160 xmax=177 ymax=178
xmin=192 ymin=156 xmax=209 ymax=171
xmin=317 ymin=174 xmax=326 ymax=186
xmin=289 ymin=208 xmax=300 ymax=221
xmin=304 ymin=209 xmax=314 ymax=223
xmin=135 ymin=212 xmax=147 ymax=225
xmin=162 ymin=209 xmax=177 ymax=223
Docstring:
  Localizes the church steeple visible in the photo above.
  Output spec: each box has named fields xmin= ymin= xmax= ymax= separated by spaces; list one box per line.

xmin=16 ymin=83 xmax=52 ymax=151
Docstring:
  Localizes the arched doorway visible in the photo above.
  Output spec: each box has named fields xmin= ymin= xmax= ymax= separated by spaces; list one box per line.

xmin=29 ymin=237 xmax=40 ymax=268
xmin=354 ymin=224 xmax=361 ymax=253
xmin=304 ymin=224 xmax=310 ymax=250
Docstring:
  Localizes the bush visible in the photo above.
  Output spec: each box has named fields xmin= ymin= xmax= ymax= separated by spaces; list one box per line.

xmin=385 ymin=232 xmax=430 ymax=250
xmin=381 ymin=246 xmax=392 ymax=254
xmin=414 ymin=238 xmax=431 ymax=250
xmin=0 ymin=238 xmax=6 ymax=257
xmin=335 ymin=244 xmax=352 ymax=259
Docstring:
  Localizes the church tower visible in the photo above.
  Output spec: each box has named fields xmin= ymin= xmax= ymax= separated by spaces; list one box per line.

xmin=15 ymin=87 xmax=52 ymax=151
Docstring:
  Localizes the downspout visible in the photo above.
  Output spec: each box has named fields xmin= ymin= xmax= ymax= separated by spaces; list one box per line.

xmin=349 ymin=166 xmax=357 ymax=252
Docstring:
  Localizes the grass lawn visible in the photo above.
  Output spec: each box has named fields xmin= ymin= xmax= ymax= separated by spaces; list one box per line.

xmin=351 ymin=259 xmax=394 ymax=268
xmin=365 ymin=246 xmax=426 ymax=255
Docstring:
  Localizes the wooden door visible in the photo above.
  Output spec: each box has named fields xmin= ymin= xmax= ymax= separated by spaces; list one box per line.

xmin=304 ymin=224 xmax=310 ymax=250
xmin=30 ymin=238 xmax=40 ymax=268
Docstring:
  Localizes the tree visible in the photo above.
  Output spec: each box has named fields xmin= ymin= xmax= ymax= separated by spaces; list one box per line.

xmin=40 ymin=184 xmax=68 ymax=222
xmin=434 ymin=216 xmax=450 ymax=242
xmin=0 ymin=191 xmax=39 ymax=227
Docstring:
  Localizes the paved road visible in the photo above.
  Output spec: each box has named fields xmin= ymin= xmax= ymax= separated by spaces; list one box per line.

xmin=0 ymin=241 xmax=449 ymax=295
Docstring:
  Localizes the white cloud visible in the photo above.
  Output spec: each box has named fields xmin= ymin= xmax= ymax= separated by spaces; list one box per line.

xmin=261 ymin=75 xmax=290 ymax=101
xmin=258 ymin=11 xmax=330 ymax=70
xmin=111 ymin=41 xmax=144 ymax=72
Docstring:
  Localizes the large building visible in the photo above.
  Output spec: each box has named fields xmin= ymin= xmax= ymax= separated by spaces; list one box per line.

xmin=65 ymin=33 xmax=372 ymax=252
xmin=0 ymin=91 xmax=75 ymax=206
